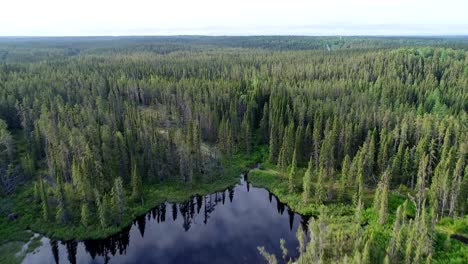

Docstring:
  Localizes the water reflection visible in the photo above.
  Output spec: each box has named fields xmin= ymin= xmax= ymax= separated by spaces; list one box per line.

xmin=23 ymin=176 xmax=307 ymax=264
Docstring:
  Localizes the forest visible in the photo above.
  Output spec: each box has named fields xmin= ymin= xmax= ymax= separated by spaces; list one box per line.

xmin=0 ymin=36 xmax=467 ymax=263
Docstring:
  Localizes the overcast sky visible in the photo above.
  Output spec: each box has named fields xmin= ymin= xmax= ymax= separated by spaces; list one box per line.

xmin=1 ymin=0 xmax=467 ymax=36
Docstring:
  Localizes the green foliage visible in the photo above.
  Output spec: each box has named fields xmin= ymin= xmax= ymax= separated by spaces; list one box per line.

xmin=302 ymin=158 xmax=314 ymax=204
xmin=0 ymin=37 xmax=467 ymax=262
xmin=131 ymin=164 xmax=143 ymax=203
xmin=288 ymin=148 xmax=297 ymax=193
xmin=80 ymin=203 xmax=90 ymax=227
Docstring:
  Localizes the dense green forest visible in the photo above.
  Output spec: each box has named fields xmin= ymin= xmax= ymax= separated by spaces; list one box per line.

xmin=0 ymin=36 xmax=467 ymax=263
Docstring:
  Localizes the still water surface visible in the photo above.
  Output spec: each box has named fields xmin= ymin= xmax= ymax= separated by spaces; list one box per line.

xmin=22 ymin=176 xmax=307 ymax=264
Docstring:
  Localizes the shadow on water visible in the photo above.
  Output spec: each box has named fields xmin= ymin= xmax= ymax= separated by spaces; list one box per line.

xmin=23 ymin=175 xmax=309 ymax=264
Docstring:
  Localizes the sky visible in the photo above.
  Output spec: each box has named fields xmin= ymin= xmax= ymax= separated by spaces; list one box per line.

xmin=1 ymin=0 xmax=467 ymax=36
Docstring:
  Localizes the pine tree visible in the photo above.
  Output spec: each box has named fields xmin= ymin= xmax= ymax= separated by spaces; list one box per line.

xmin=402 ymin=147 xmax=411 ymax=185
xmin=312 ymin=117 xmax=322 ymax=168
xmin=354 ymin=155 xmax=365 ymax=207
xmin=315 ymin=167 xmax=326 ymax=204
xmin=449 ymin=157 xmax=465 ymax=216
xmin=112 ymin=177 xmax=125 ymax=224
xmin=339 ymin=155 xmax=351 ymax=200
xmin=55 ymin=173 xmax=69 ymax=224
xmin=81 ymin=203 xmax=90 ymax=226
xmin=33 ymin=181 xmax=40 ymax=203
xmin=277 ymin=144 xmax=287 ymax=172
xmin=379 ymin=177 xmax=389 ymax=224
xmin=416 ymin=154 xmax=429 ymax=216
xmin=288 ymin=148 xmax=297 ymax=193
xmin=39 ymin=179 xmax=49 ymax=221
xmin=361 ymin=241 xmax=371 ymax=264
xmin=278 ymin=122 xmax=294 ymax=171
xmin=383 ymin=254 xmax=390 ymax=264
xmin=95 ymin=190 xmax=109 ymax=228
xmin=378 ymin=129 xmax=391 ymax=174
xmin=294 ymin=125 xmax=303 ymax=163
xmin=374 ymin=169 xmax=390 ymax=224
xmin=131 ymin=163 xmax=143 ymax=203
xmin=259 ymin=103 xmax=269 ymax=144
xmin=302 ymin=158 xmax=314 ymax=203
xmin=241 ymin=113 xmax=252 ymax=154
xmin=268 ymin=123 xmax=278 ymax=163
xmin=388 ymin=202 xmax=406 ymax=262
xmin=319 ymin=132 xmax=335 ymax=178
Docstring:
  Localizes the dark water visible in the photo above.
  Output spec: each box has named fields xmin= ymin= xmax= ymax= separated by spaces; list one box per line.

xmin=22 ymin=176 xmax=308 ymax=264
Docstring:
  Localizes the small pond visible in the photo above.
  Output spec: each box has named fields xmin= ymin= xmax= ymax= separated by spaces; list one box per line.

xmin=22 ymin=175 xmax=308 ymax=264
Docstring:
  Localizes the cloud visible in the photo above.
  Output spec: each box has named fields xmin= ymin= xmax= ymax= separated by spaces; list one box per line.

xmin=1 ymin=0 xmax=467 ymax=35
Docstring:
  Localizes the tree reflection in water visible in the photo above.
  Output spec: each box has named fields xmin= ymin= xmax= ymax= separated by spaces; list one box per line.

xmin=42 ymin=176 xmax=307 ymax=264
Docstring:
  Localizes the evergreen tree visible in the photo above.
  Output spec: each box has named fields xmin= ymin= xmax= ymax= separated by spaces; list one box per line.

xmin=111 ymin=177 xmax=125 ymax=224
xmin=39 ymin=179 xmax=49 ymax=221
xmin=302 ymin=158 xmax=314 ymax=203
xmin=81 ymin=203 xmax=90 ymax=226
xmin=288 ymin=148 xmax=297 ymax=193
xmin=95 ymin=190 xmax=110 ymax=228
xmin=315 ymin=167 xmax=326 ymax=204
xmin=448 ymin=156 xmax=465 ymax=216
xmin=339 ymin=155 xmax=351 ymax=200
xmin=416 ymin=154 xmax=429 ymax=216
xmin=33 ymin=182 xmax=40 ymax=203
xmin=131 ymin=164 xmax=143 ymax=203
xmin=55 ymin=173 xmax=69 ymax=224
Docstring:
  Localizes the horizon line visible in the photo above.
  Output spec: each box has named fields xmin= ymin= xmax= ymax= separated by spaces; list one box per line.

xmin=1 ymin=34 xmax=468 ymax=38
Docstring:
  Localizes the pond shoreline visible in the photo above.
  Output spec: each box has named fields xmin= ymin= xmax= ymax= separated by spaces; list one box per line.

xmin=22 ymin=172 xmax=307 ymax=264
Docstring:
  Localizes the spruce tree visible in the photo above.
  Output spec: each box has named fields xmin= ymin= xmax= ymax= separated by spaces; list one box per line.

xmin=39 ymin=179 xmax=49 ymax=221
xmin=339 ymin=155 xmax=351 ymax=200
xmin=112 ymin=177 xmax=125 ymax=224
xmin=416 ymin=154 xmax=429 ymax=216
xmin=131 ymin=164 xmax=143 ymax=203
xmin=315 ymin=167 xmax=326 ymax=204
xmin=448 ymin=157 xmax=465 ymax=216
xmin=81 ymin=203 xmax=90 ymax=226
xmin=302 ymin=158 xmax=314 ymax=203
xmin=95 ymin=190 xmax=109 ymax=228
xmin=55 ymin=173 xmax=69 ymax=224
xmin=288 ymin=148 xmax=297 ymax=193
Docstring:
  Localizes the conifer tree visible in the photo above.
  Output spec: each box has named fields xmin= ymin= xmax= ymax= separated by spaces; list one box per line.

xmin=33 ymin=182 xmax=40 ymax=203
xmin=362 ymin=241 xmax=371 ymax=264
xmin=312 ymin=116 xmax=322 ymax=168
xmin=39 ymin=179 xmax=49 ymax=221
xmin=268 ymin=123 xmax=278 ymax=163
xmin=241 ymin=113 xmax=252 ymax=154
xmin=302 ymin=158 xmax=314 ymax=203
xmin=416 ymin=154 xmax=429 ymax=216
xmin=339 ymin=155 xmax=351 ymax=200
xmin=55 ymin=173 xmax=69 ymax=224
xmin=315 ymin=167 xmax=326 ymax=204
xmin=259 ymin=103 xmax=269 ymax=144
xmin=374 ymin=169 xmax=390 ymax=224
xmin=81 ymin=203 xmax=90 ymax=226
xmin=112 ymin=177 xmax=125 ymax=224
xmin=402 ymin=147 xmax=411 ymax=185
xmin=131 ymin=163 xmax=143 ymax=203
xmin=288 ymin=148 xmax=297 ymax=193
xmin=449 ymin=157 xmax=465 ymax=216
xmin=95 ymin=190 xmax=109 ymax=228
